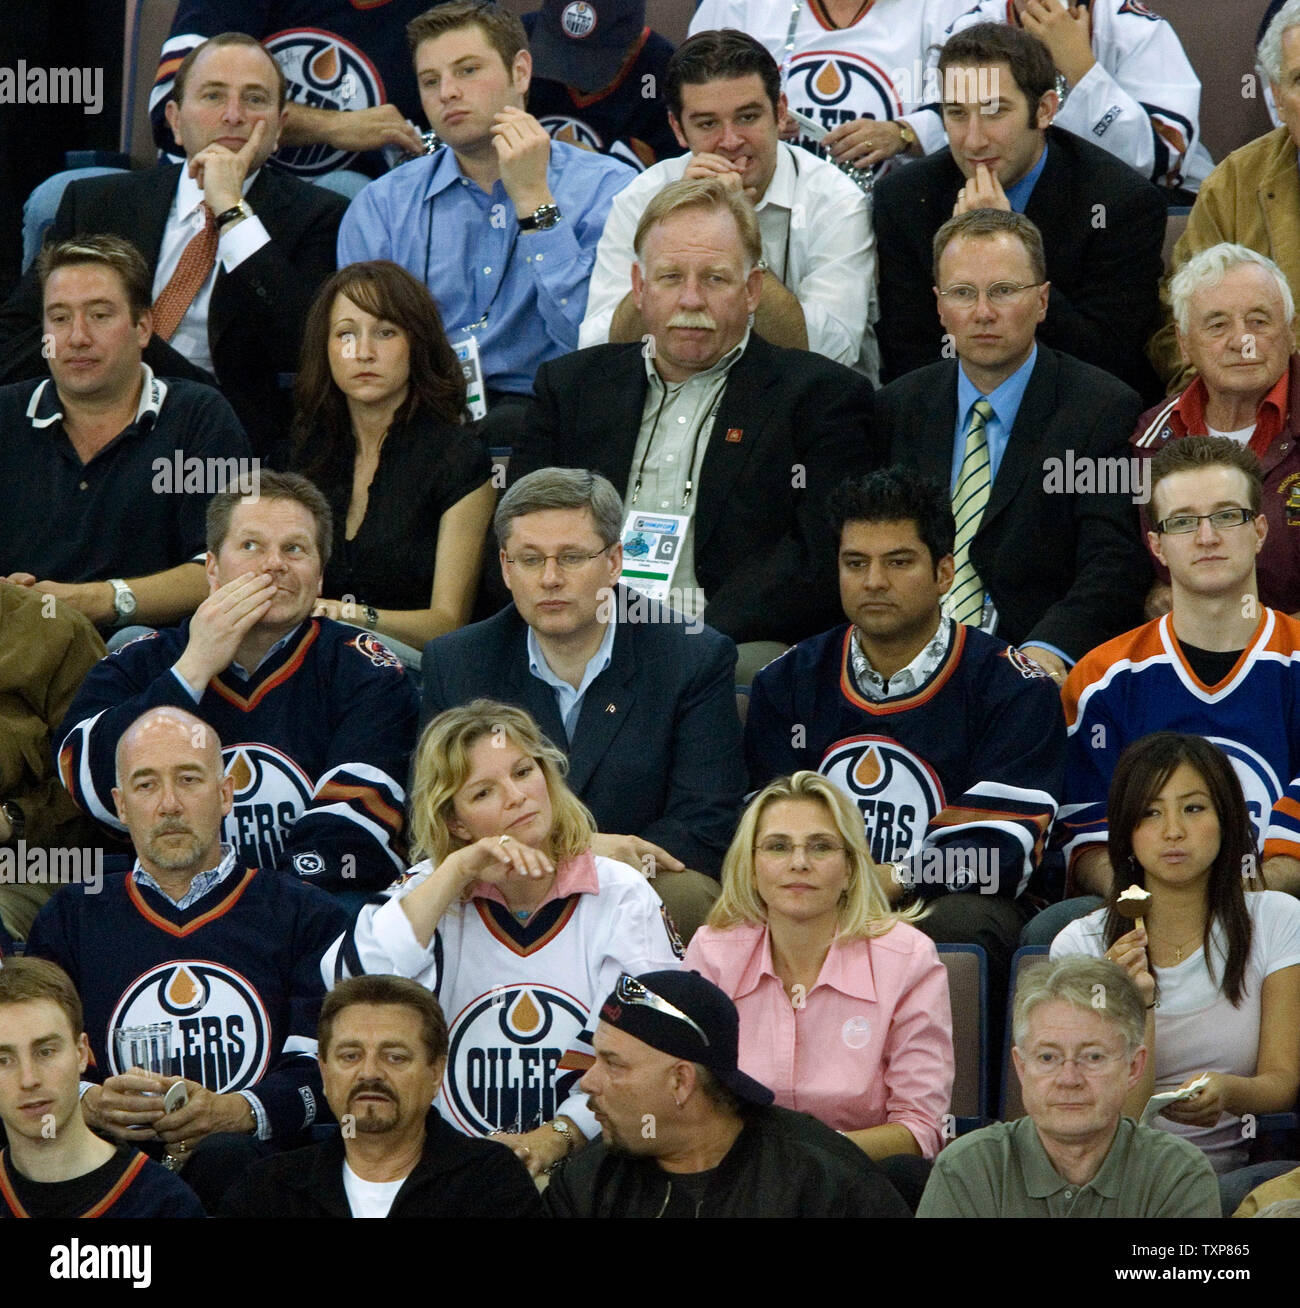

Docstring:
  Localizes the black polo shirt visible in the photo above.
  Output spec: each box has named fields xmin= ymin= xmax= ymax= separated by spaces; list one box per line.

xmin=0 ymin=366 xmax=249 ymax=583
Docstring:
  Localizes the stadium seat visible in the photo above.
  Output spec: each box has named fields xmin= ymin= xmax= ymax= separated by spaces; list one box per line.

xmin=936 ymin=942 xmax=988 ymax=1134
xmin=999 ymin=944 xmax=1048 ymax=1121
xmin=122 ymin=0 xmax=181 ymax=167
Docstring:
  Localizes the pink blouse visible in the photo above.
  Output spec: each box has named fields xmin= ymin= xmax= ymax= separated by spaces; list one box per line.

xmin=684 ymin=921 xmax=954 ymax=1157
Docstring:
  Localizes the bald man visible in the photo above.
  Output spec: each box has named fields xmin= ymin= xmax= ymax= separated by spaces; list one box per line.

xmin=25 ymin=705 xmax=348 ymax=1211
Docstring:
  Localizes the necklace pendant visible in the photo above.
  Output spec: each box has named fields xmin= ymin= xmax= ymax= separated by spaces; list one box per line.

xmin=514 ymin=908 xmax=530 ymax=921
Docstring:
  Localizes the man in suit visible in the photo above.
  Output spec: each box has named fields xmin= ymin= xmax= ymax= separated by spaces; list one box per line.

xmin=509 ymin=176 xmax=877 ymax=676
xmin=876 ymin=208 xmax=1149 ymax=682
xmin=422 ymin=467 xmax=745 ymax=939
xmin=874 ymin=20 xmax=1165 ymax=400
xmin=0 ymin=33 xmax=347 ymax=456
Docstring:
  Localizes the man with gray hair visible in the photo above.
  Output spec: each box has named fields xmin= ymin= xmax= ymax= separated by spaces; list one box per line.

xmin=1150 ymin=0 xmax=1300 ymax=388
xmin=422 ymin=466 xmax=744 ymax=940
xmin=510 ymin=176 xmax=877 ymax=675
xmin=918 ymin=956 xmax=1220 ymax=1217
xmin=1134 ymin=242 xmax=1300 ymax=618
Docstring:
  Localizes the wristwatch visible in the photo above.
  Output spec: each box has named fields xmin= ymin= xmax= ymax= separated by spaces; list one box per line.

xmin=894 ymin=119 xmax=917 ymax=150
xmin=518 ymin=203 xmax=561 ymax=232
xmin=109 ymin=578 xmax=137 ymax=627
xmin=548 ymin=1117 xmax=575 ymax=1155
xmin=363 ymin=604 xmax=379 ymax=630
xmin=214 ymin=200 xmax=253 ymax=230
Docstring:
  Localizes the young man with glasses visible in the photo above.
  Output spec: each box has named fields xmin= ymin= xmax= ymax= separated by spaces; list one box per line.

xmin=877 ymin=207 xmax=1150 ymax=681
xmin=918 ymin=956 xmax=1219 ymax=1217
xmin=421 ymin=468 xmax=745 ymax=940
xmin=545 ymin=970 xmax=912 ymax=1217
xmin=1059 ymin=435 xmax=1300 ymax=911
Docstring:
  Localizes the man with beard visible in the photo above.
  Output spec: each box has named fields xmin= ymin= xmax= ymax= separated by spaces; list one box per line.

xmin=219 ymin=974 xmax=541 ymax=1217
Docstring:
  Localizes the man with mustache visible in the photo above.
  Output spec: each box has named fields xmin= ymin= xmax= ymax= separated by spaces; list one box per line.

xmin=219 ymin=974 xmax=541 ymax=1217
xmin=510 ymin=177 xmax=877 ymax=680
xmin=24 ymin=704 xmax=348 ymax=1212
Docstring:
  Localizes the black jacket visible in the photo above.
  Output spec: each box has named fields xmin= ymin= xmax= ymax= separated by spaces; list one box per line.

xmin=218 ymin=1111 xmax=542 ymax=1219
xmin=542 ymin=1106 xmax=911 ymax=1218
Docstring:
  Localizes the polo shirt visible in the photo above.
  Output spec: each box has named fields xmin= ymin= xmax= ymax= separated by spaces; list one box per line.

xmin=917 ymin=1114 xmax=1221 ymax=1218
xmin=0 ymin=365 xmax=249 ymax=584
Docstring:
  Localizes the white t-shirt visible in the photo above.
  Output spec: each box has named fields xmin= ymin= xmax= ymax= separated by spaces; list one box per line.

xmin=342 ymin=1161 xmax=407 ymax=1218
xmin=1052 ymin=890 xmax=1300 ymax=1172
xmin=1206 ymin=424 xmax=1257 ymax=445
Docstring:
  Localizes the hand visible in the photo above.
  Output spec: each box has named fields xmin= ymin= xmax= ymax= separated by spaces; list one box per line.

xmin=173 ymin=571 xmax=276 ymax=691
xmin=1144 ymin=581 xmax=1173 ymax=622
xmin=1020 ymin=645 xmax=1068 ymax=684
xmin=1161 ymin=1072 xmax=1230 ymax=1127
xmin=82 ymin=1070 xmax=168 ymax=1141
xmin=3 ymin=572 xmax=36 ymax=587
xmin=189 ymin=119 xmax=269 ymax=215
xmin=28 ymin=579 xmax=115 ymax=626
xmin=1105 ymin=925 xmax=1155 ymax=1008
xmin=953 ymin=163 xmax=1010 ymax=214
xmin=682 ymin=153 xmax=751 ymax=201
xmin=493 ymin=1120 xmax=578 ymax=1177
xmin=445 ymin=833 xmax=555 ymax=890
xmin=491 ymin=107 xmax=554 ymax=217
xmin=151 ymin=1079 xmax=255 ymax=1146
xmin=1019 ymin=0 xmax=1095 ymax=87
xmin=823 ymin=117 xmax=909 ymax=168
xmin=589 ymin=832 xmax=684 ymax=879
xmin=312 ymin=598 xmax=369 ymax=625
xmin=325 ymin=105 xmax=424 ymax=156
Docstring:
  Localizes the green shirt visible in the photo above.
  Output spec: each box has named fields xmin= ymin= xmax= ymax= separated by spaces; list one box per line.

xmin=917 ymin=1116 xmax=1220 ymax=1218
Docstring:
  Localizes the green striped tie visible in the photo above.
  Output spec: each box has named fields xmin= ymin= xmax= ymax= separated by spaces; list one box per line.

xmin=945 ymin=398 xmax=995 ymax=627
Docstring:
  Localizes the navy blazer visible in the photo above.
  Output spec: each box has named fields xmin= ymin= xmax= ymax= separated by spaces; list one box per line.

xmin=420 ymin=588 xmax=745 ymax=876
xmin=0 ymin=164 xmax=346 ymax=456
xmin=876 ymin=345 xmax=1150 ymax=661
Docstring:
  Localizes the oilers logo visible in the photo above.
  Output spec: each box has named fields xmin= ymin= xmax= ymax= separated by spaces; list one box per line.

xmin=108 ymin=961 xmax=270 ymax=1092
xmin=442 ymin=984 xmax=587 ymax=1135
xmin=222 ymin=743 xmax=313 ymax=868
xmin=346 ymin=632 xmax=404 ymax=670
xmin=820 ymin=735 xmax=945 ymax=863
xmin=1204 ymin=736 xmax=1279 ymax=850
xmin=265 ymin=30 xmax=385 ymax=175
xmin=539 ymin=114 xmax=604 ymax=153
xmin=784 ymin=50 xmax=901 ymax=155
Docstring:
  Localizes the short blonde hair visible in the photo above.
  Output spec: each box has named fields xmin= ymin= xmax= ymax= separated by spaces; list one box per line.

xmin=634 ymin=177 xmax=762 ymax=271
xmin=409 ymin=700 xmax=594 ymax=865
xmin=707 ymin=772 xmax=924 ymax=938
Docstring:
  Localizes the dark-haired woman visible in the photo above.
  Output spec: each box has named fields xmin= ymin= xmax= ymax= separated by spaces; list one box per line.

xmin=1051 ymin=732 xmax=1300 ymax=1182
xmin=290 ymin=260 xmax=495 ymax=665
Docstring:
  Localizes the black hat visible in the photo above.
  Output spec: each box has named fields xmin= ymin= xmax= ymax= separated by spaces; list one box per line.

xmin=530 ymin=1 xmax=646 ymax=93
xmin=598 ymin=970 xmax=774 ymax=1107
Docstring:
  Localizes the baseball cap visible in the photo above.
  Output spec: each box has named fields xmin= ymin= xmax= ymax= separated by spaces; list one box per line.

xmin=598 ymin=970 xmax=775 ymax=1107
xmin=530 ymin=1 xmax=646 ymax=93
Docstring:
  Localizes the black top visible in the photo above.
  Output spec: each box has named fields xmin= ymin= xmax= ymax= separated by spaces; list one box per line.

xmin=217 ymin=1109 xmax=542 ymax=1219
xmin=0 ymin=1144 xmax=205 ymax=1219
xmin=297 ymin=413 xmax=491 ymax=611
xmin=1180 ymin=643 xmax=1244 ymax=688
xmin=0 ymin=371 xmax=249 ymax=585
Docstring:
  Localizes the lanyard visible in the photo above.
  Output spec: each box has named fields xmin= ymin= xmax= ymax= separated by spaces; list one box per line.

xmin=631 ymin=382 xmax=724 ymax=510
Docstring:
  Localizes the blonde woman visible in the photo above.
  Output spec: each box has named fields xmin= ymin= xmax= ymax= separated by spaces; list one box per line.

xmin=684 ymin=772 xmax=954 ymax=1163
xmin=323 ymin=700 xmax=682 ymax=1176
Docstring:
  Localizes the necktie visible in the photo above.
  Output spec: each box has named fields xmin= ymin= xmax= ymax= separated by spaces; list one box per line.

xmin=945 ymin=397 xmax=995 ymax=627
xmin=152 ymin=204 xmax=217 ymax=341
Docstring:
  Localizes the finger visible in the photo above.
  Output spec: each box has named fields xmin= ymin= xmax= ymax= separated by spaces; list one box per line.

xmin=236 ymin=118 xmax=267 ymax=168
xmin=640 ymin=841 xmax=683 ymax=872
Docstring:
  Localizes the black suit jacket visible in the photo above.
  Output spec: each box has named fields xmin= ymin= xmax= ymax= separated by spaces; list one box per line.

xmin=509 ymin=335 xmax=878 ymax=645
xmin=876 ymin=346 xmax=1150 ymax=661
xmin=874 ymin=127 xmax=1166 ymax=400
xmin=0 ymin=164 xmax=347 ymax=455
xmin=420 ymin=588 xmax=745 ymax=876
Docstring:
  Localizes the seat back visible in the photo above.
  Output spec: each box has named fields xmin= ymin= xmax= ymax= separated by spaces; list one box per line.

xmin=936 ymin=943 xmax=987 ymax=1133
xmin=122 ymin=0 xmax=181 ymax=166
xmin=999 ymin=945 xmax=1049 ymax=1121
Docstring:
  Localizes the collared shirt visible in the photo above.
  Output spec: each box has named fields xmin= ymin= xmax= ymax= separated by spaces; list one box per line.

xmin=683 ymin=921 xmax=954 ymax=1158
xmin=153 ymin=168 xmax=268 ymax=375
xmin=580 ymin=141 xmax=877 ymax=377
xmin=129 ymin=843 xmax=271 ymax=1139
xmin=1004 ymin=143 xmax=1049 ymax=212
xmin=171 ymin=625 xmax=303 ymax=700
xmin=627 ymin=329 xmax=749 ymax=601
xmin=337 ymin=141 xmax=634 ymax=395
xmin=917 ymin=1114 xmax=1221 ymax=1218
xmin=526 ymin=612 xmax=618 ymax=741
xmin=1165 ymin=366 xmax=1289 ymax=459
xmin=850 ymin=618 xmax=953 ymax=701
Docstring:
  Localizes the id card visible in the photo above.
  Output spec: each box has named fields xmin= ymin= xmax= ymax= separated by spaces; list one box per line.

xmin=619 ymin=511 xmax=689 ymax=603
xmin=452 ymin=335 xmax=488 ymax=421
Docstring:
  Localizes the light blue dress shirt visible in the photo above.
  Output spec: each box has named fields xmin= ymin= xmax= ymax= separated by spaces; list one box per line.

xmin=338 ymin=141 xmax=634 ymax=396
xmin=526 ymin=612 xmax=618 ymax=741
xmin=1004 ymin=143 xmax=1049 ymax=212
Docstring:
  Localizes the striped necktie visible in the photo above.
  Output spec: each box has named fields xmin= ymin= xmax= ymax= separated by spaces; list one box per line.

xmin=152 ymin=204 xmax=217 ymax=341
xmin=945 ymin=397 xmax=995 ymax=627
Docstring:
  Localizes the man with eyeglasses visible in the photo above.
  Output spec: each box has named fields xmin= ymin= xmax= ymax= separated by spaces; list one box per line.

xmin=544 ymin=970 xmax=911 ymax=1217
xmin=1133 ymin=244 xmax=1300 ymax=621
xmin=918 ymin=956 xmax=1219 ymax=1217
xmin=1056 ymin=435 xmax=1300 ymax=919
xmin=421 ymin=467 xmax=745 ymax=939
xmin=877 ymin=207 xmax=1149 ymax=682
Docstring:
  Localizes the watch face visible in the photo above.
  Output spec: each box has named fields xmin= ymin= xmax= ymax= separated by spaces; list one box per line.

xmin=533 ymin=205 xmax=560 ymax=230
